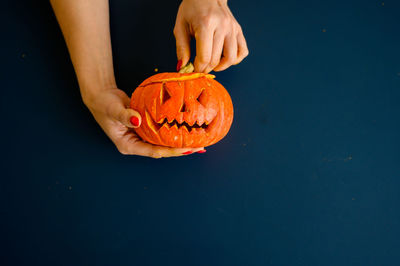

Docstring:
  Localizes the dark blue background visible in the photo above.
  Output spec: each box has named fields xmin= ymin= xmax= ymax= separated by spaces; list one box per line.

xmin=2 ymin=0 xmax=400 ymax=265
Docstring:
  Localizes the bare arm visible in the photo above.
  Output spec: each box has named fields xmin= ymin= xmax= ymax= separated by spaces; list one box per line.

xmin=50 ymin=0 xmax=115 ymax=100
xmin=50 ymin=0 xmax=202 ymax=157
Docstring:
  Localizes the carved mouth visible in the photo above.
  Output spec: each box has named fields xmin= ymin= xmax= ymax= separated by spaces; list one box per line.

xmin=157 ymin=119 xmax=208 ymax=132
xmin=145 ymin=110 xmax=211 ymax=133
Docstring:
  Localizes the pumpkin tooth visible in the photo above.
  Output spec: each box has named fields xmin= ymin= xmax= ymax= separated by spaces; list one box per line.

xmin=181 ymin=125 xmax=189 ymax=133
xmin=145 ymin=110 xmax=160 ymax=133
xmin=157 ymin=117 xmax=166 ymax=124
xmin=161 ymin=122 xmax=169 ymax=130
xmin=171 ymin=124 xmax=179 ymax=131
xmin=205 ymin=117 xmax=217 ymax=132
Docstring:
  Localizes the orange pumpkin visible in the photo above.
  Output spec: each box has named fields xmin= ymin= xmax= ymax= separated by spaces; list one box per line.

xmin=130 ymin=72 xmax=233 ymax=148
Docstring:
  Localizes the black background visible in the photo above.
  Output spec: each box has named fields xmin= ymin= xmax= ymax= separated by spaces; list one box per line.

xmin=2 ymin=0 xmax=400 ymax=265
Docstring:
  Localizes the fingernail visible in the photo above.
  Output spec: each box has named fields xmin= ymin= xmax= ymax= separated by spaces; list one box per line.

xmin=176 ymin=60 xmax=182 ymax=71
xmin=197 ymin=150 xmax=206 ymax=154
xmin=182 ymin=151 xmax=192 ymax=155
xmin=130 ymin=116 xmax=140 ymax=127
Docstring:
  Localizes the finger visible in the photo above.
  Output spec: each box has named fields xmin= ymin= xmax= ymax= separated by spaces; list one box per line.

xmin=235 ymin=31 xmax=249 ymax=65
xmin=173 ymin=23 xmax=191 ymax=68
xmin=194 ymin=29 xmax=214 ymax=73
xmin=107 ymin=100 xmax=142 ymax=128
xmin=204 ymin=30 xmax=225 ymax=73
xmin=146 ymin=146 xmax=205 ymax=159
xmin=122 ymin=138 xmax=205 ymax=158
xmin=213 ymin=34 xmax=238 ymax=72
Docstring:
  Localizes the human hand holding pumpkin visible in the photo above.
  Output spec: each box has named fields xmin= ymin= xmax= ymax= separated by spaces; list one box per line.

xmin=174 ymin=0 xmax=249 ymax=73
xmin=51 ymin=0 xmax=204 ymax=158
xmin=83 ymin=88 xmax=204 ymax=158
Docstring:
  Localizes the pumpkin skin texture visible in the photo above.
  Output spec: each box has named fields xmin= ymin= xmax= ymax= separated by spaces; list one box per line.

xmin=130 ymin=72 xmax=233 ymax=148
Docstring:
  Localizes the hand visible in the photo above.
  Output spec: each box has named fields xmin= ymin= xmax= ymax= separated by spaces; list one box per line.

xmin=174 ymin=0 xmax=249 ymax=73
xmin=51 ymin=0 xmax=205 ymax=157
xmin=83 ymin=88 xmax=204 ymax=158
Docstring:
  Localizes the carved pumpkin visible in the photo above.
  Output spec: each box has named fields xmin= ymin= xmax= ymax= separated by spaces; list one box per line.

xmin=130 ymin=71 xmax=233 ymax=148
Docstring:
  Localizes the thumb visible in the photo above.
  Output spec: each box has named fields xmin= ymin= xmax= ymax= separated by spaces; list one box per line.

xmin=106 ymin=94 xmax=142 ymax=128
xmin=111 ymin=104 xmax=142 ymax=129
xmin=173 ymin=23 xmax=191 ymax=69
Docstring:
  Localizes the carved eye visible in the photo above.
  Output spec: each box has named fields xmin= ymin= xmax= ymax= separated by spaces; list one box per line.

xmin=196 ymin=88 xmax=205 ymax=106
xmin=161 ymin=83 xmax=171 ymax=104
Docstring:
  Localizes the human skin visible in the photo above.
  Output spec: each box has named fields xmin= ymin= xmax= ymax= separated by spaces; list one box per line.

xmin=50 ymin=0 xmax=248 ymax=158
xmin=175 ymin=0 xmax=249 ymax=73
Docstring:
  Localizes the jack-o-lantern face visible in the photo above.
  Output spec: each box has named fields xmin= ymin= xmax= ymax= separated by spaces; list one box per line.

xmin=130 ymin=72 xmax=233 ymax=148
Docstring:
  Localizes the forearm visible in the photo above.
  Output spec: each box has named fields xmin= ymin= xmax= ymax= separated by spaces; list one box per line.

xmin=50 ymin=0 xmax=116 ymax=102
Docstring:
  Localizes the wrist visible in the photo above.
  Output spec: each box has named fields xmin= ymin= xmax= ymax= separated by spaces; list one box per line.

xmin=75 ymin=67 xmax=117 ymax=105
xmin=79 ymin=81 xmax=117 ymax=110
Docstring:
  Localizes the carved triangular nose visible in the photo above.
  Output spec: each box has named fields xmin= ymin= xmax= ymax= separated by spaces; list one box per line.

xmin=180 ymin=102 xmax=188 ymax=113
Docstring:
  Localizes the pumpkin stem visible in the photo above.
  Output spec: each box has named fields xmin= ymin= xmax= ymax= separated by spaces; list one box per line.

xmin=178 ymin=62 xmax=194 ymax=73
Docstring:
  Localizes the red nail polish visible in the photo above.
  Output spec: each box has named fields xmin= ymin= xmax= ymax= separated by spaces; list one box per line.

xmin=197 ymin=150 xmax=206 ymax=153
xmin=177 ymin=60 xmax=182 ymax=71
xmin=182 ymin=151 xmax=192 ymax=155
xmin=130 ymin=116 xmax=140 ymax=127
